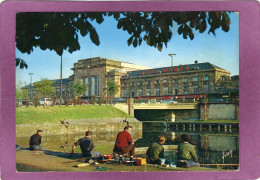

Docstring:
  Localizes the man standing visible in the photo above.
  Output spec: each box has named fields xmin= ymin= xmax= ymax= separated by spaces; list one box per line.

xmin=177 ymin=134 xmax=200 ymax=168
xmin=113 ymin=126 xmax=135 ymax=160
xmin=146 ymin=136 xmax=166 ymax=165
xmin=29 ymin=130 xmax=45 ymax=151
xmin=71 ymin=131 xmax=100 ymax=157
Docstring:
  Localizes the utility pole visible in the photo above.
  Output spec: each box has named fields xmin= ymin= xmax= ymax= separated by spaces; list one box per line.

xmin=29 ymin=73 xmax=33 ymax=99
xmin=168 ymin=54 xmax=176 ymax=67
xmin=60 ymin=55 xmax=63 ymax=105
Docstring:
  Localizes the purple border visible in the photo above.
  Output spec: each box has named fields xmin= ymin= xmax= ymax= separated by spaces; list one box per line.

xmin=1 ymin=1 xmax=260 ymax=179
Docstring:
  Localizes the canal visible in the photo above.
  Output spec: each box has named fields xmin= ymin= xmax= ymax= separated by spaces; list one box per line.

xmin=16 ymin=121 xmax=239 ymax=170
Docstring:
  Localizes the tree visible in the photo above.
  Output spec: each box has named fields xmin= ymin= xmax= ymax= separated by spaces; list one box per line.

xmin=215 ymin=75 xmax=239 ymax=101
xmin=73 ymin=81 xmax=88 ymax=104
xmin=16 ymin=12 xmax=232 ymax=68
xmin=107 ymin=80 xmax=119 ymax=104
xmin=16 ymin=82 xmax=28 ymax=100
xmin=34 ymin=79 xmax=54 ymax=106
xmin=16 ymin=82 xmax=29 ymax=106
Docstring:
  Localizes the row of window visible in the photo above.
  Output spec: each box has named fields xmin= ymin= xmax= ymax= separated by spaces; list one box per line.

xmin=122 ymin=86 xmax=210 ymax=97
xmin=122 ymin=76 xmax=209 ymax=87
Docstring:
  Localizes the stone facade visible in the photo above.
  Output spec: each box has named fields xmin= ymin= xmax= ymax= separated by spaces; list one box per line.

xmin=120 ymin=62 xmax=231 ymax=98
xmin=25 ymin=58 xmax=232 ymax=100
xmin=71 ymin=57 xmax=150 ymax=98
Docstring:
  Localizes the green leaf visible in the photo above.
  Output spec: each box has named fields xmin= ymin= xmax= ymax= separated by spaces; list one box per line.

xmin=89 ymin=28 xmax=100 ymax=46
xmin=189 ymin=32 xmax=194 ymax=40
xmin=178 ymin=25 xmax=183 ymax=35
xmin=127 ymin=36 xmax=134 ymax=46
xmin=133 ymin=38 xmax=137 ymax=47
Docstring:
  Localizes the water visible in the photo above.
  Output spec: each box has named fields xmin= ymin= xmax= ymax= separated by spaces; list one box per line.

xmin=140 ymin=122 xmax=239 ymax=170
xmin=16 ymin=122 xmax=239 ymax=170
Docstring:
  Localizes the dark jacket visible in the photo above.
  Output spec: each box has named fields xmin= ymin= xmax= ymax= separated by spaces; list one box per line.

xmin=29 ymin=134 xmax=42 ymax=146
xmin=146 ymin=142 xmax=164 ymax=164
xmin=74 ymin=137 xmax=94 ymax=157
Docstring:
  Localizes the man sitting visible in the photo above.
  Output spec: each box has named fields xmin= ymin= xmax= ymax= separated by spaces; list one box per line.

xmin=146 ymin=136 xmax=166 ymax=165
xmin=71 ymin=131 xmax=100 ymax=157
xmin=29 ymin=130 xmax=45 ymax=151
xmin=177 ymin=134 xmax=200 ymax=168
xmin=113 ymin=126 xmax=135 ymax=160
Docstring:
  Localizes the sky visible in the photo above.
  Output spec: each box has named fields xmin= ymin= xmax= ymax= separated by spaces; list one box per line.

xmin=16 ymin=12 xmax=239 ymax=86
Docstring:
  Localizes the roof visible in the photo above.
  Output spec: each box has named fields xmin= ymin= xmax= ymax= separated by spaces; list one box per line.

xmin=23 ymin=78 xmax=69 ymax=88
xmin=123 ymin=62 xmax=230 ymax=77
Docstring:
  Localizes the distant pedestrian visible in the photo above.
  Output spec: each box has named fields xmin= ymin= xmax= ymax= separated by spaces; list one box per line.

xmin=71 ymin=131 xmax=101 ymax=157
xmin=177 ymin=134 xmax=200 ymax=168
xmin=29 ymin=130 xmax=45 ymax=151
xmin=113 ymin=126 xmax=135 ymax=160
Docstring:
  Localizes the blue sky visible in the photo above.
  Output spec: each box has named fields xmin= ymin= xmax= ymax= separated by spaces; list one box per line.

xmin=16 ymin=12 xmax=239 ymax=85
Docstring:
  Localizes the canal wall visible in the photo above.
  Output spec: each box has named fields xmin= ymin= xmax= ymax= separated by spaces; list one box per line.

xmin=134 ymin=109 xmax=199 ymax=121
xmin=118 ymin=103 xmax=239 ymax=121
xmin=16 ymin=118 xmax=142 ymax=137
xmin=200 ymin=103 xmax=239 ymax=120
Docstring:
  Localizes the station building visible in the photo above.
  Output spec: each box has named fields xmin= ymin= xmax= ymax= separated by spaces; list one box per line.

xmin=71 ymin=57 xmax=231 ymax=99
xmin=23 ymin=57 xmax=232 ymax=100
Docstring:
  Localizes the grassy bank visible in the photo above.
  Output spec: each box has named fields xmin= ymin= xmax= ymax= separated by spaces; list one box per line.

xmin=16 ymin=105 xmax=131 ymax=125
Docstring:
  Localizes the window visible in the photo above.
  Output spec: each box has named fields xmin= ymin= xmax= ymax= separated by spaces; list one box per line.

xmin=183 ymin=85 xmax=188 ymax=94
xmin=146 ymin=89 xmax=151 ymax=96
xmin=193 ymin=86 xmax=199 ymax=94
xmin=193 ymin=77 xmax=199 ymax=81
xmin=155 ymin=88 xmax=160 ymax=96
xmin=138 ymin=89 xmax=143 ymax=96
xmin=173 ymin=87 xmax=178 ymax=95
xmin=192 ymin=77 xmax=199 ymax=85
xmin=83 ymin=78 xmax=88 ymax=96
xmin=173 ymin=78 xmax=178 ymax=84
xmin=82 ymin=77 xmax=99 ymax=97
xmin=164 ymin=87 xmax=169 ymax=95
xmin=203 ymin=76 xmax=209 ymax=81
xmin=130 ymin=88 xmax=135 ymax=97
xmin=203 ymin=76 xmax=209 ymax=85
xmin=204 ymin=85 xmax=209 ymax=94
xmin=183 ymin=77 xmax=188 ymax=83
xmin=146 ymin=81 xmax=151 ymax=89
xmin=122 ymin=89 xmax=128 ymax=97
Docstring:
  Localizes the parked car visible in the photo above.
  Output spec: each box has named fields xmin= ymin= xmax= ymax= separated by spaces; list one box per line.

xmin=214 ymin=98 xmax=227 ymax=103
xmin=55 ymin=99 xmax=65 ymax=105
xmin=161 ymin=100 xmax=178 ymax=104
xmin=39 ymin=98 xmax=53 ymax=106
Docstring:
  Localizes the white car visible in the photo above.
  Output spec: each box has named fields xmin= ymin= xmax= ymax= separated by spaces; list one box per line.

xmin=162 ymin=100 xmax=178 ymax=104
xmin=39 ymin=98 xmax=53 ymax=106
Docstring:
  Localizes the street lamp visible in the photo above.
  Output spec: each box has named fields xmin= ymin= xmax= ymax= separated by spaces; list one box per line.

xmin=168 ymin=54 xmax=176 ymax=67
xmin=29 ymin=73 xmax=33 ymax=99
xmin=60 ymin=54 xmax=63 ymax=105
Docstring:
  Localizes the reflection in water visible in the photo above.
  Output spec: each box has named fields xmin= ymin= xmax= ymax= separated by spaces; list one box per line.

xmin=16 ymin=131 xmax=143 ymax=153
xmin=16 ymin=122 xmax=239 ymax=170
xmin=138 ymin=122 xmax=239 ymax=170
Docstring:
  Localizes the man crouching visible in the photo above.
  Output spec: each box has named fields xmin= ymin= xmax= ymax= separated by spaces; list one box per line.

xmin=113 ymin=126 xmax=135 ymax=160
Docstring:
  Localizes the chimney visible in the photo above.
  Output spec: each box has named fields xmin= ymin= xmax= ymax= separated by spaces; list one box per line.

xmin=195 ymin=60 xmax=198 ymax=64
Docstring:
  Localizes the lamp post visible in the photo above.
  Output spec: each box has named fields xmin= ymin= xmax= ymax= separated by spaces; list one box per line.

xmin=28 ymin=73 xmax=33 ymax=99
xmin=60 ymin=55 xmax=62 ymax=105
xmin=168 ymin=54 xmax=176 ymax=67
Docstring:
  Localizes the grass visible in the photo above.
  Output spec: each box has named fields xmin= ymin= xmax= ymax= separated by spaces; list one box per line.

xmin=16 ymin=105 xmax=131 ymax=125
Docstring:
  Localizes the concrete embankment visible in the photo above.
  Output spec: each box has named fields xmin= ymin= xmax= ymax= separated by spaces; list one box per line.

xmin=16 ymin=118 xmax=142 ymax=137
